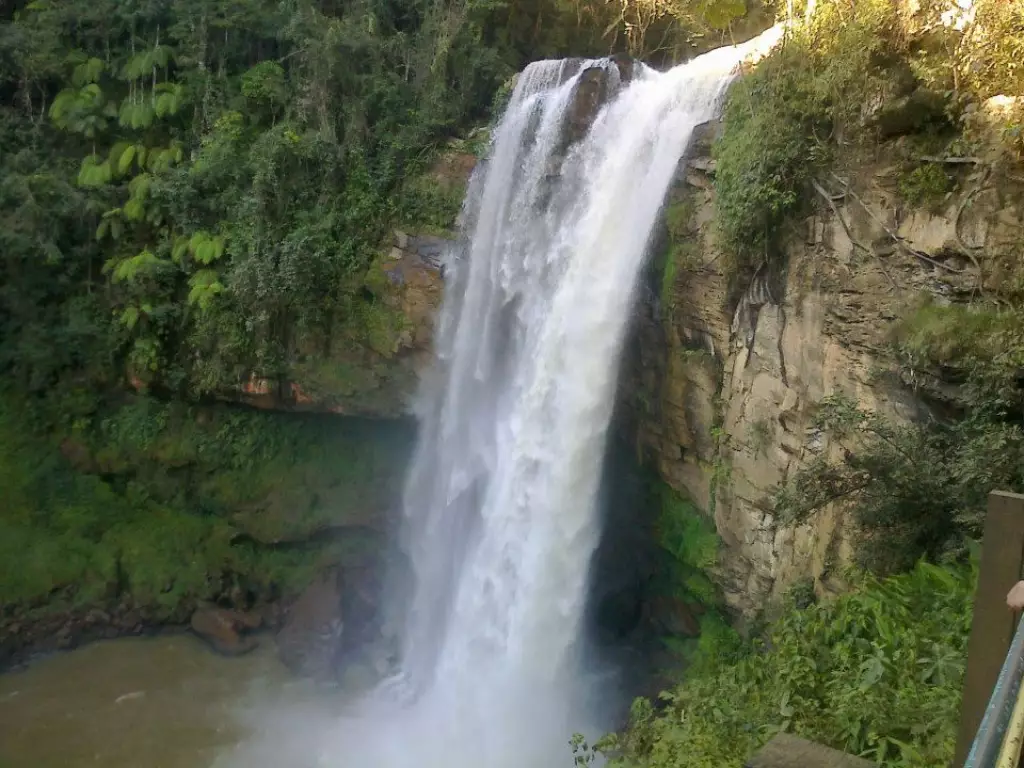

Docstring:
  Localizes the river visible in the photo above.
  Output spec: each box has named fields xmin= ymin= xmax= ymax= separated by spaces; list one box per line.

xmin=0 ymin=634 xmax=337 ymax=768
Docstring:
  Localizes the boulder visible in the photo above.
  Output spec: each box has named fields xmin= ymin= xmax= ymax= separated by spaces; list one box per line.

xmin=276 ymin=568 xmax=345 ymax=681
xmin=190 ymin=605 xmax=261 ymax=656
xmin=874 ymin=88 xmax=949 ymax=139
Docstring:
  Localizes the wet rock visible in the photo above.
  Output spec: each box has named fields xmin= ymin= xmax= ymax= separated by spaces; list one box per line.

xmin=646 ymin=595 xmax=701 ymax=637
xmin=55 ymin=625 xmax=74 ymax=650
xmin=564 ymin=67 xmax=612 ymax=147
xmin=874 ymin=88 xmax=949 ymax=138
xmin=119 ymin=610 xmax=143 ymax=634
xmin=190 ymin=605 xmax=261 ymax=656
xmin=85 ymin=608 xmax=111 ymax=626
xmin=689 ymin=119 xmax=722 ymax=157
xmin=276 ymin=568 xmax=345 ymax=680
xmin=610 ymin=53 xmax=636 ymax=84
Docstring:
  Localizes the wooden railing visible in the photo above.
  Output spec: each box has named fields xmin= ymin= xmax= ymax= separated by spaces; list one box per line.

xmin=956 ymin=491 xmax=1024 ymax=767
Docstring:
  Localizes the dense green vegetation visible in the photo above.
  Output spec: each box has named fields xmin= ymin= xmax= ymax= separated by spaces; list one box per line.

xmin=591 ymin=560 xmax=973 ymax=767
xmin=1 ymin=0 xmax=505 ymax=398
xmin=711 ymin=0 xmax=1022 ymax=277
xmin=0 ymin=388 xmax=409 ymax=622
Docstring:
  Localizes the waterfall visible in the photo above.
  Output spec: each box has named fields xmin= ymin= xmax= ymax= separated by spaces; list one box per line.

xmin=395 ymin=27 xmax=782 ymax=698
xmin=213 ymin=27 xmax=781 ymax=768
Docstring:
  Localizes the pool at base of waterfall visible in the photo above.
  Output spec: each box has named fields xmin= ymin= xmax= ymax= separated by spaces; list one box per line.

xmin=0 ymin=635 xmax=346 ymax=768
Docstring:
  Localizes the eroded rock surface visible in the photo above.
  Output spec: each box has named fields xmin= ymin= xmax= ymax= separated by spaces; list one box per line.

xmin=190 ymin=605 xmax=261 ymax=656
xmin=623 ymin=122 xmax=1024 ymax=616
xmin=275 ymin=568 xmax=345 ymax=680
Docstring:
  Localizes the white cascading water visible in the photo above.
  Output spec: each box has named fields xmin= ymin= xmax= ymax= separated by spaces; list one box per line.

xmin=214 ymin=27 xmax=781 ymax=768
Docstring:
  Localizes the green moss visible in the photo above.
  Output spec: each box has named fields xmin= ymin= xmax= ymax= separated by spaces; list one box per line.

xmin=654 ymin=482 xmax=720 ymax=608
xmin=0 ymin=391 xmax=410 ymax=621
xmin=293 ymin=358 xmax=381 ymax=400
xmin=659 ymin=197 xmax=700 ymax=313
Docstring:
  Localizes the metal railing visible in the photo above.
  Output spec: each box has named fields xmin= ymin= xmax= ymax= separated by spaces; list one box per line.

xmin=964 ymin=614 xmax=1024 ymax=767
xmin=957 ymin=492 xmax=1024 ymax=768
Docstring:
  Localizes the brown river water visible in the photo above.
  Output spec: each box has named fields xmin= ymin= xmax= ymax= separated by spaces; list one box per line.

xmin=0 ymin=634 xmax=349 ymax=768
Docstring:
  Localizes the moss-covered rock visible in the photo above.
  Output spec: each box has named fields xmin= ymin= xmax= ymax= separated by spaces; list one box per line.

xmin=0 ymin=391 xmax=412 ymax=667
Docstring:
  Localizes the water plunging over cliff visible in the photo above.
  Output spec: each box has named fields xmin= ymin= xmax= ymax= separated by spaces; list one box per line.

xmin=215 ymin=27 xmax=781 ymax=768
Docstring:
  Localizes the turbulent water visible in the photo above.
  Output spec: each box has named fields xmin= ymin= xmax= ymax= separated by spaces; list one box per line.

xmin=216 ymin=28 xmax=782 ymax=768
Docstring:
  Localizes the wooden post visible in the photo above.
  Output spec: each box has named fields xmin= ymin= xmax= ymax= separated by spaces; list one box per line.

xmin=955 ymin=491 xmax=1024 ymax=766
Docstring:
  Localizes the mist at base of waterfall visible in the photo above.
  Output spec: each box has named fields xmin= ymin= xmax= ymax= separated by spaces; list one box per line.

xmin=210 ymin=655 xmax=625 ymax=768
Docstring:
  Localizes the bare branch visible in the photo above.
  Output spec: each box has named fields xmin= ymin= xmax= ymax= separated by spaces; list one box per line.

xmin=812 ymin=179 xmax=900 ymax=293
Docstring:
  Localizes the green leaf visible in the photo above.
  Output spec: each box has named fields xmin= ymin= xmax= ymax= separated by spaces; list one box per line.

xmin=187 ymin=269 xmax=224 ymax=310
xmin=119 ymin=101 xmax=154 ymax=130
xmin=118 ymin=144 xmax=137 ymax=175
xmin=171 ymin=238 xmax=189 ymax=264
xmin=188 ymin=232 xmax=208 ymax=255
xmin=77 ymin=155 xmax=112 ymax=188
xmin=123 ymin=198 xmax=145 ymax=221
xmin=112 ymin=249 xmax=165 ymax=283
xmin=120 ymin=306 xmax=140 ymax=330
xmin=128 ymin=173 xmax=152 ymax=200
xmin=72 ymin=57 xmax=104 ymax=87
xmin=195 ymin=241 xmax=216 ymax=265
xmin=49 ymin=90 xmax=78 ymax=122
xmin=108 ymin=142 xmax=130 ymax=171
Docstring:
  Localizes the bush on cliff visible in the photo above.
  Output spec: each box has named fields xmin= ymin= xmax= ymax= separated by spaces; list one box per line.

xmin=714 ymin=0 xmax=916 ymax=273
xmin=594 ymin=559 xmax=973 ymax=768
xmin=772 ymin=301 xmax=1024 ymax=574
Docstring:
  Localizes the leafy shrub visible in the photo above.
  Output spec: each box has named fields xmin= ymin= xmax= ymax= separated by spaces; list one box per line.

xmin=713 ymin=41 xmax=821 ymax=271
xmin=713 ymin=0 xmax=944 ymax=274
xmin=602 ymin=560 xmax=974 ymax=768
xmin=774 ymin=392 xmax=1024 ymax=573
xmin=897 ymin=164 xmax=953 ymax=207
xmin=894 ymin=301 xmax=1024 ymax=411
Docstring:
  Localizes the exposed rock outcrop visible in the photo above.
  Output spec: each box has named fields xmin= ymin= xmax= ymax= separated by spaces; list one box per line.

xmin=276 ymin=568 xmax=346 ymax=680
xmin=623 ymin=124 xmax=1024 ymax=616
xmin=190 ymin=605 xmax=261 ymax=656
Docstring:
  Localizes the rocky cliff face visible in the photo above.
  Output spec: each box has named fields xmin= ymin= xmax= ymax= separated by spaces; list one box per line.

xmin=622 ymin=121 xmax=1024 ymax=617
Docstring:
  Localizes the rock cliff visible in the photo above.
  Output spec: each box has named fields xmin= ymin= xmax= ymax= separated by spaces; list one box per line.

xmin=622 ymin=121 xmax=1024 ymax=617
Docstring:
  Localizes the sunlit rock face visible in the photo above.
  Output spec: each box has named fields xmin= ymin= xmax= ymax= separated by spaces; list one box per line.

xmin=622 ymin=116 xmax=1024 ymax=617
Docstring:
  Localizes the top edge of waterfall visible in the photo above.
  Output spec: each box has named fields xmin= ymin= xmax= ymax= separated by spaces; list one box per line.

xmin=516 ymin=23 xmax=784 ymax=90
